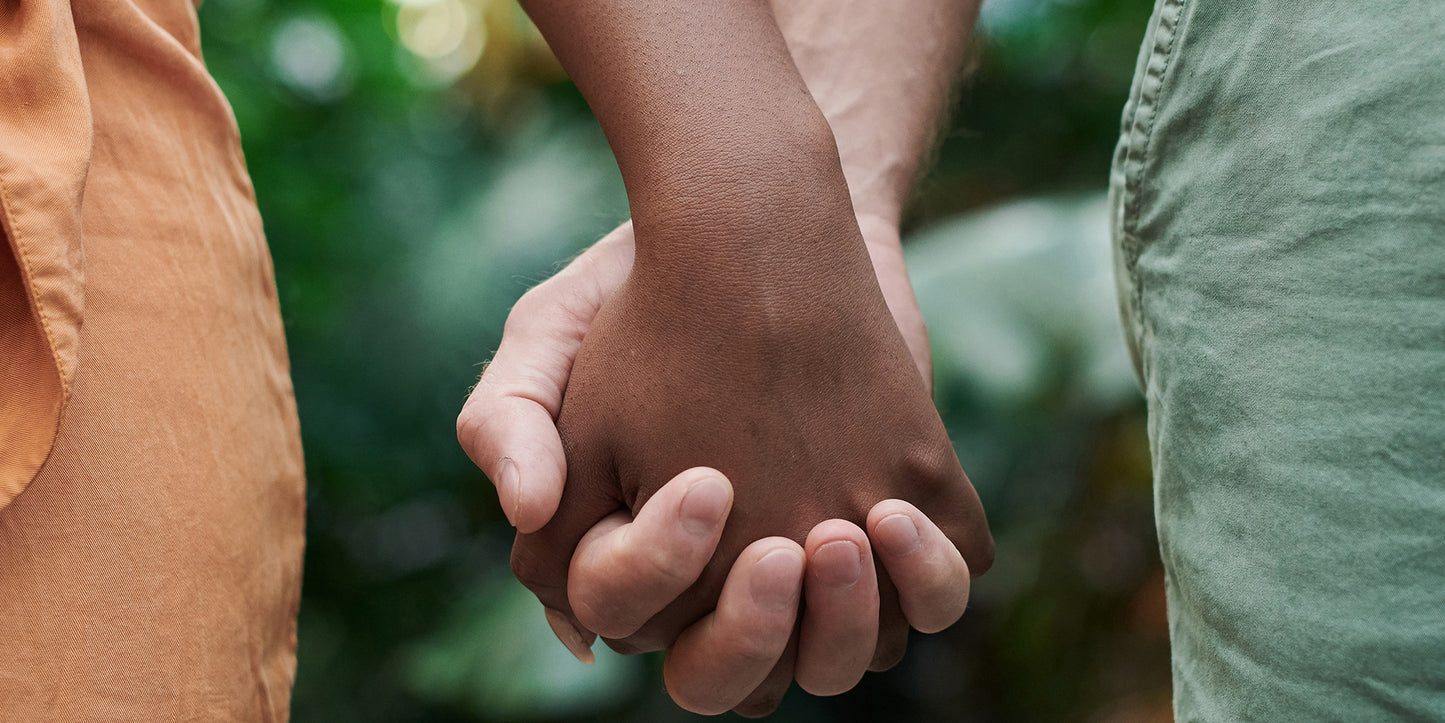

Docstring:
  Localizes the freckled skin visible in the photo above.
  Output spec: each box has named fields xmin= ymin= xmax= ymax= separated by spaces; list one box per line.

xmin=512 ymin=0 xmax=993 ymax=656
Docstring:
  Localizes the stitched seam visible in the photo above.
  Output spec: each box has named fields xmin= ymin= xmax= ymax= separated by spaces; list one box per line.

xmin=1118 ymin=4 xmax=1189 ymax=709
xmin=1121 ymin=0 xmax=1187 ymax=390
xmin=0 ymin=174 xmax=71 ymax=403
xmin=1123 ymin=0 xmax=1185 ymax=238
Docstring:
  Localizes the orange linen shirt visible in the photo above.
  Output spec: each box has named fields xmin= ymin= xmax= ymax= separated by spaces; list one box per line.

xmin=0 ymin=0 xmax=305 ymax=718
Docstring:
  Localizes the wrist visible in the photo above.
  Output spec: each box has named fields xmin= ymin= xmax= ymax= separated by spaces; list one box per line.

xmin=627 ymin=107 xmax=847 ymax=229
xmin=628 ymin=114 xmax=866 ymax=270
xmin=835 ymin=142 xmax=913 ymax=232
xmin=854 ymin=209 xmax=905 ymax=251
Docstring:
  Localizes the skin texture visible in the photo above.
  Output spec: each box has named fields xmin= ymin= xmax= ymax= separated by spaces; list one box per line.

xmin=510 ymin=204 xmax=991 ymax=656
xmin=457 ymin=0 xmax=986 ymax=713
xmin=460 ymin=223 xmax=978 ymax=714
xmin=775 ymin=0 xmax=979 ymax=227
xmin=777 ymin=0 xmax=982 ymax=379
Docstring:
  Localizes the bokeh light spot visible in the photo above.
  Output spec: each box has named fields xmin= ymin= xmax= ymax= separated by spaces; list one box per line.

xmin=270 ymin=15 xmax=353 ymax=102
xmin=397 ymin=0 xmax=486 ymax=83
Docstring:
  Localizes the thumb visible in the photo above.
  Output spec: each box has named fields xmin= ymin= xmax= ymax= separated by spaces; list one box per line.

xmin=456 ymin=223 xmax=636 ymax=532
xmin=457 ymin=390 xmax=567 ymax=533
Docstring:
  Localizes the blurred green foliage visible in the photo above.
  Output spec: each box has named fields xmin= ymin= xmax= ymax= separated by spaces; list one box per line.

xmin=197 ymin=0 xmax=1166 ymax=719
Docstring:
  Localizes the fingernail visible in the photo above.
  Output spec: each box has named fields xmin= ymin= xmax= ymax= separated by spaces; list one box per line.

xmin=544 ymin=608 xmax=595 ymax=664
xmin=875 ymin=514 xmax=921 ymax=556
xmin=750 ymin=548 xmax=803 ymax=611
xmin=813 ymin=540 xmax=862 ymax=588
xmin=679 ymin=476 xmax=730 ymax=535
xmin=498 ymin=458 xmax=519 ymax=527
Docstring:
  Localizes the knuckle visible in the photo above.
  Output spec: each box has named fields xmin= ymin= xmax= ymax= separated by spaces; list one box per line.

xmin=640 ymin=544 xmax=699 ymax=587
xmin=507 ymin=282 xmax=593 ymax=343
xmin=505 ymin=286 xmax=550 ymax=330
xmin=456 ymin=399 xmax=508 ymax=462
xmin=898 ymin=439 xmax=957 ymax=491
xmin=455 ymin=405 xmax=485 ymax=448
xmin=730 ymin=629 xmax=787 ymax=667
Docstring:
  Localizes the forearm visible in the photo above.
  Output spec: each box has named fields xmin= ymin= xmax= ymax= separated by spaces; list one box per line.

xmin=519 ymin=0 xmax=855 ymax=259
xmin=771 ymin=0 xmax=979 ymax=228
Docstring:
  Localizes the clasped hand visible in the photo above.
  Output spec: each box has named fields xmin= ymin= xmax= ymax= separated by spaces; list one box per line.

xmin=459 ymin=212 xmax=991 ymax=716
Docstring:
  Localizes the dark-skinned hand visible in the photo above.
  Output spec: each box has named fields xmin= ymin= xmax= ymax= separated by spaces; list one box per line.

xmin=508 ymin=204 xmax=993 ymax=669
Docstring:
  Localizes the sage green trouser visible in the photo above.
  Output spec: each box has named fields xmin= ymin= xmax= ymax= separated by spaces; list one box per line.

xmin=1109 ymin=0 xmax=1445 ymax=719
